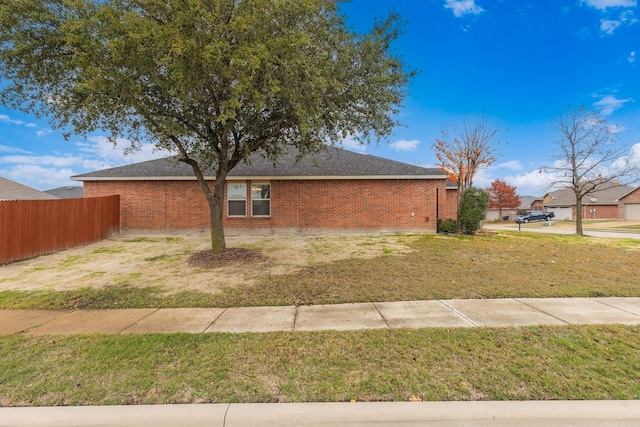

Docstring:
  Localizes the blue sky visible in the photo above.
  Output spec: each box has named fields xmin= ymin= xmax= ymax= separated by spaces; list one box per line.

xmin=1 ymin=0 xmax=639 ymax=196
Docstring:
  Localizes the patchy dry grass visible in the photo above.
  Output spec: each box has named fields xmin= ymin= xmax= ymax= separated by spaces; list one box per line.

xmin=0 ymin=231 xmax=638 ymax=309
xmin=1 ymin=325 xmax=639 ymax=405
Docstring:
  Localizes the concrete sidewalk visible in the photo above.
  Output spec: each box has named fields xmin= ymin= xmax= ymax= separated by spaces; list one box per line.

xmin=2 ymin=297 xmax=640 ymax=335
xmin=2 ymin=401 xmax=640 ymax=426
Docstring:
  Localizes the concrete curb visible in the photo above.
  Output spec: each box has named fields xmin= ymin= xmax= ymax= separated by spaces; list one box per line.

xmin=2 ymin=401 xmax=640 ymax=426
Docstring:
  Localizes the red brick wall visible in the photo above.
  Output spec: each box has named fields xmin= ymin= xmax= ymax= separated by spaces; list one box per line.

xmin=619 ymin=188 xmax=640 ymax=219
xmin=444 ymin=188 xmax=457 ymax=220
xmin=577 ymin=204 xmax=620 ymax=220
xmin=84 ymin=179 xmax=447 ymax=232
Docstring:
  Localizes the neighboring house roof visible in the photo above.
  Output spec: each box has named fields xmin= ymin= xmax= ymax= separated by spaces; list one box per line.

xmin=0 ymin=176 xmax=59 ymax=201
xmin=73 ymin=146 xmax=447 ymax=181
xmin=544 ymin=183 xmax=634 ymax=207
xmin=518 ymin=196 xmax=541 ymax=210
xmin=44 ymin=186 xmax=84 ymax=199
xmin=616 ymin=186 xmax=640 ymax=202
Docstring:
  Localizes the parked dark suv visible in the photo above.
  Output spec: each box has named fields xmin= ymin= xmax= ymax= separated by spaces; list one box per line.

xmin=514 ymin=210 xmax=555 ymax=223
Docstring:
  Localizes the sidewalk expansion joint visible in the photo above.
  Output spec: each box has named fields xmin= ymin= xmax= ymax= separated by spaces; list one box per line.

xmin=515 ymin=299 xmax=569 ymax=325
xmin=292 ymin=306 xmax=300 ymax=331
xmin=437 ymin=300 xmax=479 ymax=327
xmin=204 ymin=307 xmax=228 ymax=332
xmin=372 ymin=303 xmax=391 ymax=329
xmin=595 ymin=299 xmax=640 ymax=318
xmin=118 ymin=308 xmax=160 ymax=334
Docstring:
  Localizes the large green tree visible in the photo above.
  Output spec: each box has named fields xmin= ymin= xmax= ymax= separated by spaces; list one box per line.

xmin=0 ymin=0 xmax=414 ymax=252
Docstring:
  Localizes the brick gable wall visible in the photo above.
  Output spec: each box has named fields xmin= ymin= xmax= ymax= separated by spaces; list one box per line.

xmin=83 ymin=179 xmax=448 ymax=232
xmin=619 ymin=188 xmax=640 ymax=219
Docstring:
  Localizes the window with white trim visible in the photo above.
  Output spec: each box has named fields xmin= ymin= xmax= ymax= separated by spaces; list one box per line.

xmin=251 ymin=183 xmax=271 ymax=216
xmin=227 ymin=183 xmax=246 ymax=216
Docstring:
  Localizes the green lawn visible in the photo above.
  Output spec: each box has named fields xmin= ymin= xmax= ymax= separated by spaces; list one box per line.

xmin=1 ymin=325 xmax=639 ymax=405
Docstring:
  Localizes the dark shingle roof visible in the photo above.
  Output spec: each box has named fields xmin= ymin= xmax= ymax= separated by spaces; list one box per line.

xmin=44 ymin=186 xmax=84 ymax=199
xmin=73 ymin=146 xmax=446 ymax=181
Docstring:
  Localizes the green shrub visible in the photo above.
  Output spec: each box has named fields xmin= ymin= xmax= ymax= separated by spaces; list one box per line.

xmin=437 ymin=218 xmax=457 ymax=233
xmin=459 ymin=187 xmax=490 ymax=235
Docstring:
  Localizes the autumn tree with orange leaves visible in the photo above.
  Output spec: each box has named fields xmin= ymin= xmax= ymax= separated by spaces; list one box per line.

xmin=487 ymin=179 xmax=520 ymax=220
xmin=433 ymin=117 xmax=500 ymax=232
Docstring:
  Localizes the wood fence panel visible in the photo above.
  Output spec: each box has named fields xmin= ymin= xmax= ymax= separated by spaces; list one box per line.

xmin=0 ymin=195 xmax=120 ymax=264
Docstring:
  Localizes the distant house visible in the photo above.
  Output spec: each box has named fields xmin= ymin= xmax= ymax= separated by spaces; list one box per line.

xmin=543 ymin=183 xmax=634 ymax=220
xmin=524 ymin=196 xmax=544 ymax=211
xmin=0 ymin=177 xmax=58 ymax=201
xmin=485 ymin=195 xmax=541 ymax=221
xmin=617 ymin=187 xmax=640 ymax=220
xmin=73 ymin=146 xmax=452 ymax=233
xmin=44 ymin=186 xmax=84 ymax=199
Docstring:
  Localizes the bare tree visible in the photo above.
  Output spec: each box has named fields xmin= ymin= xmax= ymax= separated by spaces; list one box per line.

xmin=433 ymin=116 xmax=500 ymax=232
xmin=544 ymin=107 xmax=635 ymax=235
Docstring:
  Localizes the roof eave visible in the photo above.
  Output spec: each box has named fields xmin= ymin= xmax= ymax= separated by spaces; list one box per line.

xmin=72 ymin=175 xmax=447 ymax=182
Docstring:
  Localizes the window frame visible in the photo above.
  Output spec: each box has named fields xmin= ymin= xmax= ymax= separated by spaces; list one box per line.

xmin=227 ymin=182 xmax=247 ymax=217
xmin=251 ymin=182 xmax=271 ymax=217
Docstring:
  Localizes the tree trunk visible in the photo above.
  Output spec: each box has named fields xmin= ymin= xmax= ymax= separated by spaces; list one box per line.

xmin=178 ymin=150 xmax=229 ymax=254
xmin=208 ymin=168 xmax=228 ymax=253
xmin=575 ymin=193 xmax=584 ymax=236
xmin=208 ymin=178 xmax=226 ymax=253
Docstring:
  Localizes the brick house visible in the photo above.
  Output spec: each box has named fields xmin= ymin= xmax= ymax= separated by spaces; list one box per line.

xmin=73 ymin=147 xmax=452 ymax=233
xmin=618 ymin=187 xmax=640 ymax=220
xmin=543 ymin=183 xmax=634 ymax=220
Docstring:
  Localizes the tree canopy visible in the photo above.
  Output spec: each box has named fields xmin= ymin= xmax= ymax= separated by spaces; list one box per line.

xmin=487 ymin=179 xmax=520 ymax=219
xmin=0 ymin=0 xmax=414 ymax=252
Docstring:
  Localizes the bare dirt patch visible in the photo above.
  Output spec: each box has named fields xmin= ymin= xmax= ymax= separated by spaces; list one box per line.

xmin=188 ymin=248 xmax=268 ymax=268
xmin=0 ymin=232 xmax=417 ymax=295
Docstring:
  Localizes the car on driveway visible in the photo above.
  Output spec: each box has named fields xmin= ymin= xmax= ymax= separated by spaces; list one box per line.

xmin=514 ymin=210 xmax=555 ymax=223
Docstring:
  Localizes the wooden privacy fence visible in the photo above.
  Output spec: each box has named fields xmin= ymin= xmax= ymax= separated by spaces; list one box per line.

xmin=0 ymin=195 xmax=120 ymax=265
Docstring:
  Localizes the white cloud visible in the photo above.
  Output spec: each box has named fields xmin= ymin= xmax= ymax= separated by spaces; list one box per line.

xmin=593 ymin=94 xmax=632 ymax=115
xmin=0 ymin=164 xmax=78 ymax=190
xmin=599 ymin=10 xmax=638 ymax=34
xmin=0 ymin=114 xmax=25 ymax=126
xmin=601 ymin=18 xmax=623 ymax=34
xmin=495 ymin=160 xmax=523 ymax=171
xmin=337 ymin=134 xmax=367 ymax=153
xmin=0 ymin=136 xmax=169 ymax=190
xmin=581 ymin=0 xmax=637 ymax=10
xmin=611 ymin=142 xmax=640 ymax=176
xmin=79 ymin=135 xmax=167 ymax=164
xmin=444 ymin=0 xmax=484 ymax=17
xmin=35 ymin=129 xmax=54 ymax=137
xmin=0 ymin=144 xmax=31 ymax=154
xmin=629 ymin=51 xmax=637 ymax=62
xmin=503 ymin=168 xmax=560 ymax=197
xmin=1 ymin=154 xmax=80 ymax=168
xmin=389 ymin=139 xmax=420 ymax=152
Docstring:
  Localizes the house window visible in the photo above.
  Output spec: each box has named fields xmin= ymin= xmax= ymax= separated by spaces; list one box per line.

xmin=227 ymin=183 xmax=246 ymax=216
xmin=251 ymin=183 xmax=271 ymax=216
